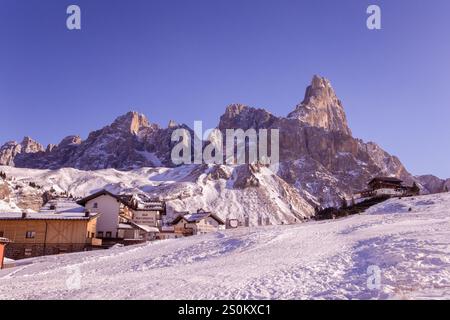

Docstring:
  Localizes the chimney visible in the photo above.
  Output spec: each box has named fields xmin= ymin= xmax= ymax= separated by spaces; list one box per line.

xmin=84 ymin=210 xmax=90 ymax=218
xmin=21 ymin=211 xmax=27 ymax=219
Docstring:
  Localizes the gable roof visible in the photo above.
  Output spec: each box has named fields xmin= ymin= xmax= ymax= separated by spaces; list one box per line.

xmin=77 ymin=190 xmax=165 ymax=212
xmin=368 ymin=177 xmax=403 ymax=185
xmin=77 ymin=189 xmax=129 ymax=206
xmin=171 ymin=212 xmax=225 ymax=225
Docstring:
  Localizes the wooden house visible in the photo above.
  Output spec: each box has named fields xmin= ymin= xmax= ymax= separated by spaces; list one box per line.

xmin=0 ymin=200 xmax=102 ymax=260
xmin=354 ymin=176 xmax=420 ymax=200
xmin=172 ymin=210 xmax=225 ymax=236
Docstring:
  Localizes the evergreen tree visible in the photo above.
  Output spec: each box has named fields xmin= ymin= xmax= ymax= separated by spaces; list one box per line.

xmin=341 ymin=197 xmax=348 ymax=209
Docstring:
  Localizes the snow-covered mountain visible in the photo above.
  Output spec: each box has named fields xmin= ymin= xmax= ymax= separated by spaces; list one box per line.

xmin=0 ymin=164 xmax=315 ymax=225
xmin=0 ymin=75 xmax=432 ymax=208
xmin=415 ymin=174 xmax=450 ymax=194
xmin=1 ymin=192 xmax=449 ymax=299
xmin=219 ymin=76 xmax=414 ymax=205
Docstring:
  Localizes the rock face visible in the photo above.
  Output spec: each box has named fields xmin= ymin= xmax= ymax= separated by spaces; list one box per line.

xmin=288 ymin=75 xmax=352 ymax=136
xmin=416 ymin=175 xmax=450 ymax=194
xmin=217 ymin=76 xmax=413 ymax=205
xmin=0 ymin=75 xmax=421 ymax=206
xmin=0 ymin=137 xmax=44 ymax=166
xmin=1 ymin=111 xmax=192 ymax=170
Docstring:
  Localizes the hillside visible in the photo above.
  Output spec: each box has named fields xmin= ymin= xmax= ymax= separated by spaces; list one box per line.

xmin=1 ymin=192 xmax=449 ymax=299
xmin=0 ymin=164 xmax=315 ymax=225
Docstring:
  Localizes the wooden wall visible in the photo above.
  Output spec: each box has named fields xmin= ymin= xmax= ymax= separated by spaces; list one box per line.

xmin=0 ymin=219 xmax=91 ymax=244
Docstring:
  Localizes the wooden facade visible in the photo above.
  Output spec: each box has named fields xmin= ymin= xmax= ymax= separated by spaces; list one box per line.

xmin=355 ymin=177 xmax=420 ymax=200
xmin=0 ymin=215 xmax=101 ymax=260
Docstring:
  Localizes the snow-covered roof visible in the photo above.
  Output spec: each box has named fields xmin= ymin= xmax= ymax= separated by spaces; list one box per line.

xmin=133 ymin=223 xmax=159 ymax=233
xmin=129 ymin=193 xmax=165 ymax=211
xmin=117 ymin=222 xmax=159 ymax=233
xmin=77 ymin=190 xmax=165 ymax=212
xmin=118 ymin=223 xmax=134 ymax=229
xmin=171 ymin=212 xmax=225 ymax=225
xmin=0 ymin=199 xmax=100 ymax=221
xmin=40 ymin=198 xmax=86 ymax=214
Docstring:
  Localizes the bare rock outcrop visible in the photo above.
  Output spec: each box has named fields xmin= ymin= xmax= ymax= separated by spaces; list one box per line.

xmin=288 ymin=75 xmax=352 ymax=136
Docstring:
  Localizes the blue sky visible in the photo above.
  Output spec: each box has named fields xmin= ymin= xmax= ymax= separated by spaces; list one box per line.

xmin=1 ymin=0 xmax=449 ymax=177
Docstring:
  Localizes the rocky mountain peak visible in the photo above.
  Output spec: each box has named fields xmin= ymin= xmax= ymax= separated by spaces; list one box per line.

xmin=58 ymin=135 xmax=82 ymax=148
xmin=167 ymin=120 xmax=178 ymax=128
xmin=288 ymin=75 xmax=352 ymax=136
xmin=219 ymin=104 xmax=277 ymax=130
xmin=111 ymin=111 xmax=150 ymax=135
xmin=20 ymin=136 xmax=44 ymax=153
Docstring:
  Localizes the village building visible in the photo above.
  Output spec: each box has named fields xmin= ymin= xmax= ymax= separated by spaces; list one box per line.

xmin=77 ymin=190 xmax=164 ymax=245
xmin=354 ymin=176 xmax=420 ymax=200
xmin=171 ymin=210 xmax=225 ymax=236
xmin=0 ymin=199 xmax=102 ymax=260
xmin=124 ymin=193 xmax=165 ymax=228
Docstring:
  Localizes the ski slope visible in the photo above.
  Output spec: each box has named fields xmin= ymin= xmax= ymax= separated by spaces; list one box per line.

xmin=1 ymin=193 xmax=449 ymax=300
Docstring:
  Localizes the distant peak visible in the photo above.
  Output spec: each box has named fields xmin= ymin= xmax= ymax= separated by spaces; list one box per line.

xmin=58 ymin=135 xmax=82 ymax=147
xmin=112 ymin=111 xmax=150 ymax=134
xmin=224 ymin=103 xmax=249 ymax=115
xmin=20 ymin=136 xmax=44 ymax=153
xmin=304 ymin=75 xmax=335 ymax=102
xmin=287 ymin=75 xmax=352 ymax=136
xmin=168 ymin=120 xmax=178 ymax=128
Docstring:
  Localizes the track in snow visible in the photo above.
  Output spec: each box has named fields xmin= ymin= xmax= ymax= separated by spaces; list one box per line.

xmin=1 ymin=193 xmax=449 ymax=299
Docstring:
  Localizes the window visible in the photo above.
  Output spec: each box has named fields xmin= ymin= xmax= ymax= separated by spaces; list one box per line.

xmin=25 ymin=231 xmax=35 ymax=239
xmin=24 ymin=248 xmax=32 ymax=256
xmin=0 ymin=231 xmax=4 ymax=237
xmin=93 ymin=202 xmax=98 ymax=209
xmin=97 ymin=231 xmax=104 ymax=238
xmin=105 ymin=232 xmax=112 ymax=238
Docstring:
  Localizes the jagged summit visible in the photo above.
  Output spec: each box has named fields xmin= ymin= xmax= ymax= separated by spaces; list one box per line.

xmin=288 ymin=75 xmax=352 ymax=136
xmin=111 ymin=111 xmax=151 ymax=135
xmin=20 ymin=136 xmax=44 ymax=153
xmin=0 ymin=136 xmax=44 ymax=166
xmin=0 ymin=76 xmax=417 ymax=206
xmin=167 ymin=120 xmax=178 ymax=128
xmin=219 ymin=104 xmax=277 ymax=130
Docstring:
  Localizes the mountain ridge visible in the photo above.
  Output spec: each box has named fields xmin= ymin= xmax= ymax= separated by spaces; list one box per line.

xmin=0 ymin=75 xmax=433 ymax=207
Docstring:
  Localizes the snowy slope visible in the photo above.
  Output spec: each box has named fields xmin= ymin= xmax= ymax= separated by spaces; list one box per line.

xmin=0 ymin=165 xmax=314 ymax=225
xmin=1 ymin=192 xmax=449 ymax=300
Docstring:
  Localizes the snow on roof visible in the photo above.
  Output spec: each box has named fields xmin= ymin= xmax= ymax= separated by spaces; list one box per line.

xmin=130 ymin=193 xmax=165 ymax=211
xmin=40 ymin=198 xmax=86 ymax=214
xmin=132 ymin=223 xmax=159 ymax=233
xmin=0 ymin=199 xmax=100 ymax=221
xmin=77 ymin=190 xmax=165 ymax=211
xmin=118 ymin=223 xmax=134 ymax=229
xmin=172 ymin=212 xmax=225 ymax=225
xmin=0 ymin=212 xmax=99 ymax=220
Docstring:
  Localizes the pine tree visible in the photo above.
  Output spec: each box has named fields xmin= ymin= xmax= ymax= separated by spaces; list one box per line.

xmin=341 ymin=197 xmax=348 ymax=209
